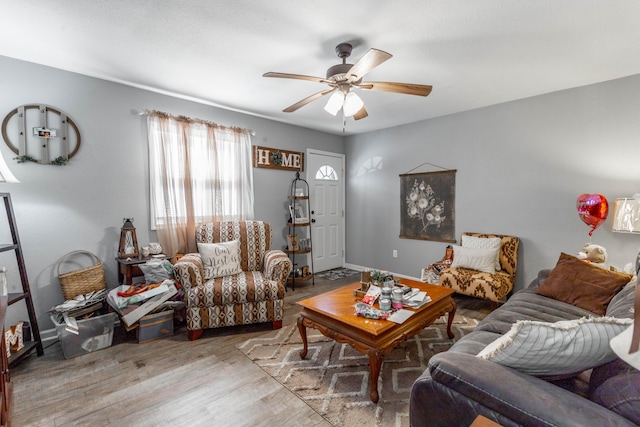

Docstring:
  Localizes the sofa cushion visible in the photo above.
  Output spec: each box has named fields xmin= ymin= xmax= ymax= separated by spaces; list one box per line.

xmin=476 ymin=316 xmax=632 ymax=376
xmin=473 ymin=287 xmax=596 ymax=336
xmin=461 ymin=235 xmax=502 ymax=271
xmin=449 ymin=329 xmax=502 ymax=355
xmin=186 ymin=271 xmax=283 ymax=306
xmin=590 ymin=359 xmax=640 ymax=425
xmin=536 ymin=253 xmax=633 ymax=315
xmin=606 ymin=280 xmax=637 ymax=318
xmin=198 ymin=240 xmax=242 ymax=279
xmin=450 ymin=245 xmax=498 ymax=274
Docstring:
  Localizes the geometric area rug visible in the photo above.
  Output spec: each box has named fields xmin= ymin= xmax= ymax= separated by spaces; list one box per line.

xmin=315 ymin=267 xmax=360 ymax=280
xmin=236 ymin=313 xmax=479 ymax=427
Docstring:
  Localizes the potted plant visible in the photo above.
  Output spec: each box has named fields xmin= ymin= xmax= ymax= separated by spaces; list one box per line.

xmin=371 ymin=270 xmax=387 ymax=286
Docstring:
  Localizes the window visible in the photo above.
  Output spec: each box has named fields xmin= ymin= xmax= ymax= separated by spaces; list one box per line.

xmin=146 ymin=111 xmax=254 ymax=254
xmin=315 ymin=164 xmax=338 ymax=181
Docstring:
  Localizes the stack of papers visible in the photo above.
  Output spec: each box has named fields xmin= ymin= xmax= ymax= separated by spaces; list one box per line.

xmin=388 ymin=309 xmax=414 ymax=324
xmin=402 ymin=288 xmax=432 ymax=309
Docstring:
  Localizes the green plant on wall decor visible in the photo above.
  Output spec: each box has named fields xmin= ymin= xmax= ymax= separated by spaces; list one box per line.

xmin=14 ymin=155 xmax=68 ymax=166
xmin=13 ymin=155 xmax=36 ymax=164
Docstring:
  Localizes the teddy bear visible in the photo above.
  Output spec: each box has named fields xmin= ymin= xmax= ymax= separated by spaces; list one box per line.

xmin=577 ymin=243 xmax=608 ymax=269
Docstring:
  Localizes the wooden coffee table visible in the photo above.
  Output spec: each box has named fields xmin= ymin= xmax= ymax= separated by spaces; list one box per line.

xmin=297 ymin=278 xmax=456 ymax=403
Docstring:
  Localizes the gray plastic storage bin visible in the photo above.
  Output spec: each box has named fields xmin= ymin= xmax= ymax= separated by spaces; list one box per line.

xmin=52 ymin=312 xmax=116 ymax=359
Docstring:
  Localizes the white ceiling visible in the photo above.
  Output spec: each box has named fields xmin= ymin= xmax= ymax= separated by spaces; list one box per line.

xmin=2 ymin=1 xmax=640 ymax=135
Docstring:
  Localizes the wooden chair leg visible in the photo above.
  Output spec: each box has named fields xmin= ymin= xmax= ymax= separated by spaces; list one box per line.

xmin=188 ymin=329 xmax=203 ymax=341
xmin=272 ymin=320 xmax=283 ymax=330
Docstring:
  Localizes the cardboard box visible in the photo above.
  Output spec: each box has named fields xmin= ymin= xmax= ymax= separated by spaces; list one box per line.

xmin=52 ymin=312 xmax=116 ymax=359
xmin=137 ymin=310 xmax=174 ymax=343
xmin=121 ymin=282 xmax=178 ymax=327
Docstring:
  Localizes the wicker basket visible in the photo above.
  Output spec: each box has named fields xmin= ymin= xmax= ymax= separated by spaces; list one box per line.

xmin=57 ymin=251 xmax=108 ymax=301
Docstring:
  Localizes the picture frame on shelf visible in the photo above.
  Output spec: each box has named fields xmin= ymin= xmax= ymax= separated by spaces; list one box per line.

xmin=290 ymin=203 xmax=308 ymax=224
xmin=291 ymin=203 xmax=309 ymax=224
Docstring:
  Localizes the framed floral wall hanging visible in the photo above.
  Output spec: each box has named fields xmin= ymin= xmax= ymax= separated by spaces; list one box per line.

xmin=400 ymin=169 xmax=456 ymax=242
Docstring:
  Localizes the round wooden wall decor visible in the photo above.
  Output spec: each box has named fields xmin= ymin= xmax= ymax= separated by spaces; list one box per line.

xmin=1 ymin=104 xmax=81 ymax=165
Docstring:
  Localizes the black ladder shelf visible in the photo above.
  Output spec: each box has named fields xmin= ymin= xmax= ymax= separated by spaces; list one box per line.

xmin=0 ymin=193 xmax=43 ymax=365
xmin=286 ymin=172 xmax=315 ymax=291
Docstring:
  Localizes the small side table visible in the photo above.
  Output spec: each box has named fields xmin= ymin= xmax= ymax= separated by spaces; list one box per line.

xmin=116 ymin=255 xmax=169 ymax=286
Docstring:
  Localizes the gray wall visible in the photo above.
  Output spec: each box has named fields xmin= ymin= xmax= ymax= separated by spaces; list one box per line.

xmin=3 ymin=52 xmax=640 ymax=332
xmin=0 ymin=55 xmax=343 ymax=329
xmin=345 ymin=74 xmax=640 ymax=291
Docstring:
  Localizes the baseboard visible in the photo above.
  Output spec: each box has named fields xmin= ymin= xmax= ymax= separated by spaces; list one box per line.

xmin=343 ymin=263 xmax=422 ymax=282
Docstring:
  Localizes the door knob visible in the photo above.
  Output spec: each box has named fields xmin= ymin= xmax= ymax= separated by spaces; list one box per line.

xmin=311 ymin=219 xmax=316 ymax=223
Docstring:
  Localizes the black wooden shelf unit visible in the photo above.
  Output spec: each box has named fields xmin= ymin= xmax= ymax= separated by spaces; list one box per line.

xmin=0 ymin=193 xmax=43 ymax=366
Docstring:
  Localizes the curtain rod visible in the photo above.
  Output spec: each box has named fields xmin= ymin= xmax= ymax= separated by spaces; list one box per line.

xmin=132 ymin=109 xmax=255 ymax=136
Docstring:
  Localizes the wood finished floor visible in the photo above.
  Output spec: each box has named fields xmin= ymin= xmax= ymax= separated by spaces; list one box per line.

xmin=10 ymin=275 xmax=491 ymax=427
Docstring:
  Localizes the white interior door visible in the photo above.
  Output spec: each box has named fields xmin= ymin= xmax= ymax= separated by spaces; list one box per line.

xmin=307 ymin=150 xmax=345 ymax=273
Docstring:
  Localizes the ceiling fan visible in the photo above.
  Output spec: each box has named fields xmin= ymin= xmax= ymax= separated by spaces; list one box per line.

xmin=263 ymin=43 xmax=432 ymax=121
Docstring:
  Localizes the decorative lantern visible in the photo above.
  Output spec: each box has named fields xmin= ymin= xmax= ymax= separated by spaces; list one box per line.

xmin=118 ymin=218 xmax=139 ymax=259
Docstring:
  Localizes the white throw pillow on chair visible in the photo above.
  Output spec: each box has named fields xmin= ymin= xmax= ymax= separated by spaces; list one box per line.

xmin=450 ymin=245 xmax=498 ymax=274
xmin=461 ymin=235 xmax=502 ymax=271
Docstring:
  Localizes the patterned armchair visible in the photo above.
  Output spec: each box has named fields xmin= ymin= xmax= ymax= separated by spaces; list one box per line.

xmin=173 ymin=221 xmax=292 ymax=340
xmin=438 ymin=232 xmax=519 ymax=303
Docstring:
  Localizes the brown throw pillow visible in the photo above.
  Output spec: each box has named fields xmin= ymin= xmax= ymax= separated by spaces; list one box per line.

xmin=536 ymin=252 xmax=633 ymax=315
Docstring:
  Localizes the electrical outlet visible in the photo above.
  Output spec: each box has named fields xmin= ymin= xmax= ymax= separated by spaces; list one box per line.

xmin=393 ymin=250 xmax=398 ymax=258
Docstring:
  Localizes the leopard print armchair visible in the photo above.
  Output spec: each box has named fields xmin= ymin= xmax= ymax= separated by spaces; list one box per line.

xmin=438 ymin=232 xmax=519 ymax=303
xmin=173 ymin=221 xmax=292 ymax=340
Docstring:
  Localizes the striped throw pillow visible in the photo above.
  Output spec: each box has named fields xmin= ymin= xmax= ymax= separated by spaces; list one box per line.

xmin=477 ymin=316 xmax=632 ymax=376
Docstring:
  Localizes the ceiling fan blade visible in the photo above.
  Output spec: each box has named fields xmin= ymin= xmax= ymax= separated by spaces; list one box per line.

xmin=345 ymin=48 xmax=392 ymax=81
xmin=263 ymin=72 xmax=330 ymax=84
xmin=358 ymin=81 xmax=432 ymax=97
xmin=283 ymin=89 xmax=335 ymax=113
xmin=353 ymin=106 xmax=368 ymax=121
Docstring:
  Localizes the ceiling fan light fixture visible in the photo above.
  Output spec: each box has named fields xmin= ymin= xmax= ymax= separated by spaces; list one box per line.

xmin=265 ymin=43 xmax=431 ymax=121
xmin=343 ymin=91 xmax=364 ymax=117
xmin=324 ymin=91 xmax=344 ymax=116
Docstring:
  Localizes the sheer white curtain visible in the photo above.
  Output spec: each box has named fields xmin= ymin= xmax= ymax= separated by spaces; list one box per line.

xmin=147 ymin=111 xmax=254 ymax=256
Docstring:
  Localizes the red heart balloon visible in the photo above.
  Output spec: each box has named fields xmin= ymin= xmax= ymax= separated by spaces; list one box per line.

xmin=576 ymin=194 xmax=609 ymax=236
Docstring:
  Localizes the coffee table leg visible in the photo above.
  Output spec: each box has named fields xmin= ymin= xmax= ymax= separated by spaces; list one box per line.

xmin=446 ymin=299 xmax=457 ymax=339
xmin=297 ymin=316 xmax=308 ymax=358
xmin=368 ymin=350 xmax=383 ymax=403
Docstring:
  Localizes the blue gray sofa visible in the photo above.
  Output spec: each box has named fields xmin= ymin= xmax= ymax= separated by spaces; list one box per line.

xmin=410 ymin=268 xmax=640 ymax=427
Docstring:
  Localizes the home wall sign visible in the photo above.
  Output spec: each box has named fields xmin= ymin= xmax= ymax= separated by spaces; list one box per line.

xmin=400 ymin=168 xmax=456 ymax=243
xmin=2 ymin=104 xmax=81 ymax=165
xmin=253 ymin=145 xmax=304 ymax=171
